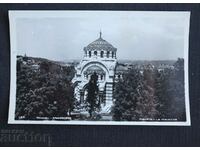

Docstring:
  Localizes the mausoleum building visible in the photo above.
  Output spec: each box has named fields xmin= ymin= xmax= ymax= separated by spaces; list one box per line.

xmin=72 ymin=32 xmax=117 ymax=110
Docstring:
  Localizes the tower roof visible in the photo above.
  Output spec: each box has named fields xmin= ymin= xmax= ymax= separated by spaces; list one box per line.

xmin=84 ymin=32 xmax=117 ymax=52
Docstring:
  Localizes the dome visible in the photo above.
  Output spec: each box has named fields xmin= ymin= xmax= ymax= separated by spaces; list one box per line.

xmin=84 ymin=32 xmax=117 ymax=52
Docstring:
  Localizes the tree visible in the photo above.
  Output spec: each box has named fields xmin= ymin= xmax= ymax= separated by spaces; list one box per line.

xmin=134 ymin=69 xmax=159 ymax=120
xmin=85 ymin=72 xmax=99 ymax=118
xmin=113 ymin=69 xmax=143 ymax=121
xmin=15 ymin=56 xmax=75 ymax=120
xmin=155 ymin=58 xmax=186 ymax=121
xmin=113 ymin=68 xmax=159 ymax=121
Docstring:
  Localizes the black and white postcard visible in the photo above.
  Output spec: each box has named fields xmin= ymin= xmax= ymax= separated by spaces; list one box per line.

xmin=8 ymin=11 xmax=191 ymax=125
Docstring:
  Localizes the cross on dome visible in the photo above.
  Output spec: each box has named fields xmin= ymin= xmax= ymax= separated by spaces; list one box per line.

xmin=100 ymin=30 xmax=102 ymax=39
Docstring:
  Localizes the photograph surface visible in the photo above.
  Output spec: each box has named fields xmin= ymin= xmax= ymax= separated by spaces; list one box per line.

xmin=8 ymin=11 xmax=190 ymax=125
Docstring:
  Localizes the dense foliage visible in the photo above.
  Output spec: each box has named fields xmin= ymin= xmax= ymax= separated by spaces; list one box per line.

xmin=16 ymin=56 xmax=75 ymax=120
xmin=16 ymin=55 xmax=185 ymax=121
xmin=113 ymin=58 xmax=186 ymax=121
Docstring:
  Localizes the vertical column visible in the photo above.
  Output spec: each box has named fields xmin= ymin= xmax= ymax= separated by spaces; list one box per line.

xmin=91 ymin=51 xmax=93 ymax=57
xmin=97 ymin=51 xmax=100 ymax=58
xmin=98 ymin=74 xmax=101 ymax=81
xmin=105 ymin=82 xmax=113 ymax=103
xmin=103 ymin=50 xmax=106 ymax=58
xmin=74 ymin=86 xmax=80 ymax=102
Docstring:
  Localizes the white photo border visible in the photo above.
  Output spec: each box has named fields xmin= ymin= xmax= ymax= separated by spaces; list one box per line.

xmin=8 ymin=10 xmax=191 ymax=126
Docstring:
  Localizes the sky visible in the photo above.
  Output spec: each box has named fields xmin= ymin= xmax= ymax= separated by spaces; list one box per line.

xmin=14 ymin=11 xmax=190 ymax=61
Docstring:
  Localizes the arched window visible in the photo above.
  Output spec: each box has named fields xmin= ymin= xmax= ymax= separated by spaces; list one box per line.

xmin=118 ymin=74 xmax=121 ymax=79
xmin=85 ymin=51 xmax=87 ymax=57
xmin=112 ymin=51 xmax=114 ymax=58
xmin=101 ymin=51 xmax=104 ymax=58
xmin=101 ymin=75 xmax=103 ymax=80
xmin=89 ymin=51 xmax=91 ymax=57
xmin=94 ymin=51 xmax=97 ymax=56
xmin=107 ymin=51 xmax=110 ymax=58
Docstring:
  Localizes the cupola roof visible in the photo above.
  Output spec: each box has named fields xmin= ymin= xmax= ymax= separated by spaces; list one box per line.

xmin=84 ymin=31 xmax=117 ymax=52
